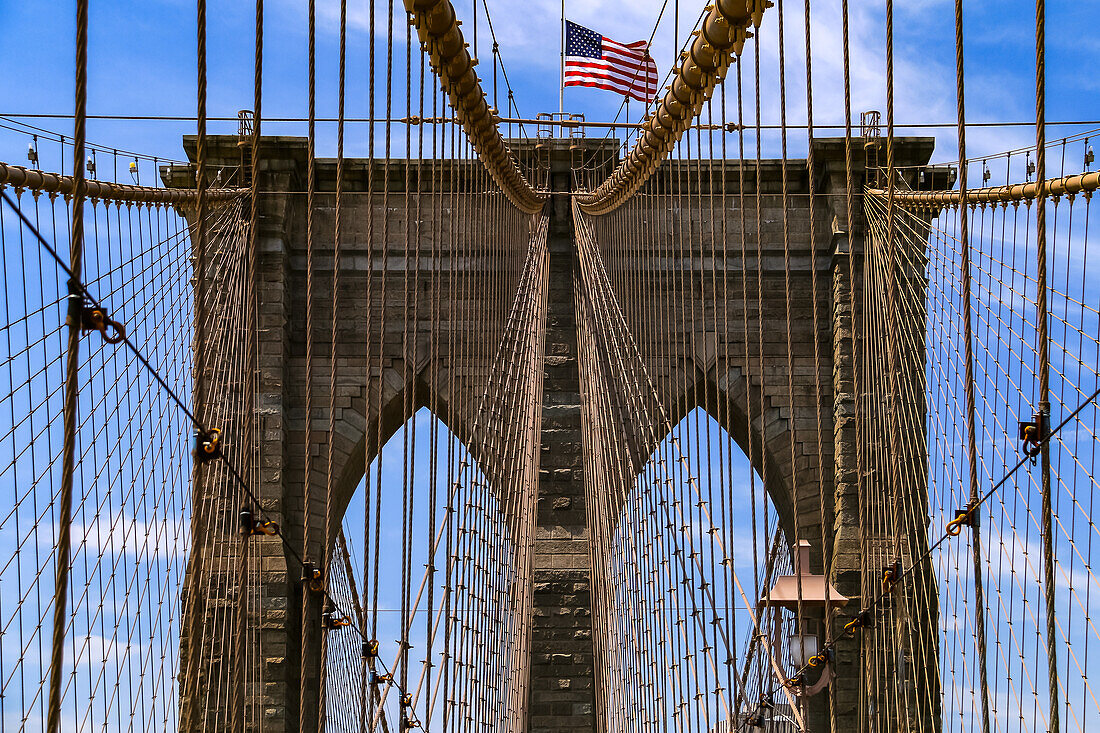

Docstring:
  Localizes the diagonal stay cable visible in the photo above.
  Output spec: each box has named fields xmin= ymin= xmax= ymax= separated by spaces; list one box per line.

xmin=0 ymin=186 xmax=440 ymax=729
xmin=774 ymin=381 xmax=1100 ymax=696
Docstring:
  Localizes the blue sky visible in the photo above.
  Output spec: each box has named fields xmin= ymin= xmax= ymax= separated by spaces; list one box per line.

xmin=2 ymin=1 xmax=1100 ymax=730
xmin=3 ymin=0 xmax=1100 ymax=172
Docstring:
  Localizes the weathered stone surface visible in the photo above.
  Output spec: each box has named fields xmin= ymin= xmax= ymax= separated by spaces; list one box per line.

xmin=172 ymin=134 xmax=938 ymax=732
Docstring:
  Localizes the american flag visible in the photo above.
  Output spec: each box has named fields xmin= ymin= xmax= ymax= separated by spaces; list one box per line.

xmin=564 ymin=20 xmax=658 ymax=103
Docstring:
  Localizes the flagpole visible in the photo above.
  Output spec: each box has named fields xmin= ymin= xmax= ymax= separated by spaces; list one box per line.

xmin=559 ymin=0 xmax=564 ymax=114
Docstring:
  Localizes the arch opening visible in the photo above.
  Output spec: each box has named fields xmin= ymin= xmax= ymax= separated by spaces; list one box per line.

xmin=323 ymin=406 xmax=529 ymax=733
xmin=595 ymin=406 xmax=816 ymax=733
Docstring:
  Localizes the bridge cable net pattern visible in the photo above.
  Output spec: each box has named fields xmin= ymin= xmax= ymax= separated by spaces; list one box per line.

xmin=0 ymin=0 xmax=549 ymax=730
xmin=1 ymin=0 xmax=1100 ymax=731
xmin=859 ymin=140 xmax=1100 ymax=730
xmin=571 ymin=1 xmax=1100 ymax=733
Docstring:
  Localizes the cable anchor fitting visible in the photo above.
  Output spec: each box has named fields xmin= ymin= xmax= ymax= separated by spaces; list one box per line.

xmin=363 ymin=639 xmax=379 ymax=659
xmin=843 ymin=609 xmax=874 ymax=635
xmin=67 ymin=279 xmax=125 ymax=344
xmin=301 ymin=562 xmax=324 ymax=593
xmin=238 ymin=506 xmax=279 ymax=537
xmin=1018 ymin=410 xmax=1050 ymax=463
xmin=807 ymin=649 xmax=831 ymax=668
xmin=194 ymin=427 xmax=222 ymax=462
xmin=946 ymin=501 xmax=979 ymax=537
xmin=371 ymin=672 xmax=393 ymax=685
xmin=882 ymin=558 xmax=903 ymax=592
xmin=322 ymin=608 xmax=352 ymax=630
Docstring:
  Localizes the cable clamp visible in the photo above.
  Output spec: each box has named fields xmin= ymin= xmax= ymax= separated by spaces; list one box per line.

xmin=746 ymin=696 xmax=773 ymax=727
xmin=400 ymin=693 xmax=414 ymax=707
xmin=302 ymin=562 xmax=324 ymax=593
xmin=238 ymin=506 xmax=279 ymax=537
xmin=946 ymin=501 xmax=979 ymax=536
xmin=807 ymin=649 xmax=830 ymax=668
xmin=322 ymin=609 xmax=352 ymax=629
xmin=882 ymin=558 xmax=903 ymax=592
xmin=371 ymin=672 xmax=393 ymax=685
xmin=843 ymin=609 xmax=874 ymax=635
xmin=784 ymin=674 xmax=804 ymax=689
xmin=363 ymin=639 xmax=379 ymax=659
xmin=194 ymin=428 xmax=222 ymax=463
xmin=1018 ymin=410 xmax=1049 ymax=463
xmin=405 ymin=721 xmax=421 ymax=730
xmin=67 ymin=279 xmax=125 ymax=344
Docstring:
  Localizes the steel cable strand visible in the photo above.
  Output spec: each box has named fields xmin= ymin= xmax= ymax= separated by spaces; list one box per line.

xmin=573 ymin=206 xmax=796 ymax=719
xmin=1032 ymin=1 xmax=1062 ymax=729
xmin=300 ymin=1 xmax=319 ymax=729
xmin=44 ymin=1 xmax=86 ymax=723
xmin=772 ymin=379 xmax=1100 ymax=712
xmin=319 ymin=1 xmax=348 ymax=728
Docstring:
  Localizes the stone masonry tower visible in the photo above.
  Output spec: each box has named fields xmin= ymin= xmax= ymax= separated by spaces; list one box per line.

xmin=173 ymin=133 xmax=941 ymax=732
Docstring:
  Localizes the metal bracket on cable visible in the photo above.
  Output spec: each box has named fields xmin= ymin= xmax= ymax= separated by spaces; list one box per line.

xmin=238 ymin=506 xmax=279 ymax=537
xmin=194 ymin=427 xmax=222 ymax=462
xmin=946 ymin=501 xmax=979 ymax=536
xmin=881 ymin=558 xmax=903 ymax=592
xmin=67 ymin=278 xmax=125 ymax=344
xmin=1018 ymin=410 xmax=1050 ymax=462
xmin=400 ymin=693 xmax=420 ymax=729
xmin=843 ymin=609 xmax=875 ymax=635
xmin=363 ymin=639 xmax=380 ymax=659
xmin=301 ymin=562 xmax=324 ymax=592
xmin=322 ymin=608 xmax=352 ymax=630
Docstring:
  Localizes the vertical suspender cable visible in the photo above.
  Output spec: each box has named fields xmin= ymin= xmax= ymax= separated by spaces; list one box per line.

xmin=801 ymin=0 xmax=834 ymax=694
xmin=181 ymin=4 xmax=211 ymax=728
xmin=839 ymin=0 xmax=866 ymax=726
xmin=883 ymin=0 xmax=903 ymax=564
xmin=952 ymin=1 xmax=992 ymax=730
xmin=1034 ymin=1 xmax=1060 ymax=730
xmin=234 ymin=0 xmax=263 ymax=728
xmin=302 ymin=0 xmax=318 ymax=729
xmin=194 ymin=0 xmax=210 ymax=441
xmin=883 ymin=4 xmax=916 ymax=724
xmin=46 ymin=1 xmax=88 ymax=731
xmin=322 ymin=2 xmax=349 ymax=729
xmin=362 ymin=0 xmax=377 ymax=720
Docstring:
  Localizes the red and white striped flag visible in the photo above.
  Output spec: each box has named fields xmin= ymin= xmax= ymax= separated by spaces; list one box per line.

xmin=563 ymin=20 xmax=658 ymax=103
